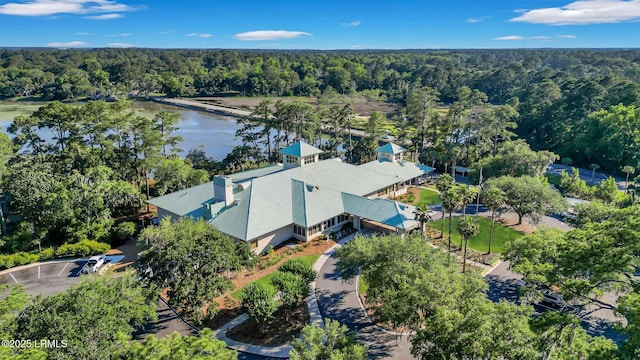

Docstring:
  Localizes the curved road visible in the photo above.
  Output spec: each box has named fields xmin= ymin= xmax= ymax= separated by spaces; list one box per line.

xmin=315 ymin=250 xmax=413 ymax=359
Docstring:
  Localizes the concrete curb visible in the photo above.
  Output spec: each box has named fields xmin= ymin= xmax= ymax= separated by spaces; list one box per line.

xmin=354 ymin=272 xmax=411 ymax=337
xmin=213 ymin=314 xmax=292 ymax=358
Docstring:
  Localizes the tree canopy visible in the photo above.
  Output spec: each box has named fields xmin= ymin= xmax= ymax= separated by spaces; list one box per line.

xmin=137 ymin=218 xmax=253 ymax=323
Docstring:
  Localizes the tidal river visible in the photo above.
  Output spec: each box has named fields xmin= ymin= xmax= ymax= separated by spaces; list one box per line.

xmin=0 ymin=100 xmax=243 ymax=161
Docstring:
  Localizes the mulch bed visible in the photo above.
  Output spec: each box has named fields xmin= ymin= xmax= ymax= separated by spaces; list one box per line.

xmin=202 ymin=239 xmax=335 ymax=330
xmin=225 ymin=302 xmax=310 ymax=347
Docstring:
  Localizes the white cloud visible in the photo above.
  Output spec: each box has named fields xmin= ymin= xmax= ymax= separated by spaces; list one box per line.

xmin=466 ymin=16 xmax=490 ymax=23
xmin=186 ymin=33 xmax=212 ymax=38
xmin=106 ymin=42 xmax=132 ymax=47
xmin=234 ymin=30 xmax=312 ymax=41
xmin=341 ymin=20 xmax=361 ymax=27
xmin=0 ymin=0 xmax=134 ymax=17
xmin=495 ymin=34 xmax=575 ymax=41
xmin=76 ymin=32 xmax=92 ymax=35
xmin=494 ymin=35 xmax=525 ymax=40
xmin=45 ymin=41 xmax=88 ymax=47
xmin=511 ymin=0 xmax=640 ymax=25
xmin=85 ymin=13 xmax=121 ymax=20
xmin=160 ymin=30 xmax=175 ymax=35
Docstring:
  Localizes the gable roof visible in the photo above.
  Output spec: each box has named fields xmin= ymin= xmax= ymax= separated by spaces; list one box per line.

xmin=279 ymin=141 xmax=323 ymax=157
xmin=150 ymin=153 xmax=427 ymax=241
xmin=212 ymin=158 xmax=402 ymax=240
xmin=376 ymin=143 xmax=406 ymax=155
xmin=342 ymin=193 xmax=418 ymax=230
xmin=147 ymin=181 xmax=215 ymax=216
xmin=359 ymin=159 xmax=434 ymax=182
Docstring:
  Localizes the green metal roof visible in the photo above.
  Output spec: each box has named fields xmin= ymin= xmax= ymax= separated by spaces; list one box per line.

xmin=147 ymin=181 xmax=215 ymax=216
xmin=151 ymin=151 xmax=424 ymax=241
xmin=227 ymin=164 xmax=283 ymax=183
xmin=279 ymin=141 xmax=323 ymax=157
xmin=359 ymin=159 xmax=434 ymax=181
xmin=342 ymin=193 xmax=418 ymax=230
xmin=376 ymin=143 xmax=406 ymax=154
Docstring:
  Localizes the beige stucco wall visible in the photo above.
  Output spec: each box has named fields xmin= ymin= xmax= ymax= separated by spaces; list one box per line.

xmin=252 ymin=225 xmax=294 ymax=254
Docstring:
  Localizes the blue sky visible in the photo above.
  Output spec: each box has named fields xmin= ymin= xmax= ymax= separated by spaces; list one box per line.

xmin=1 ymin=0 xmax=640 ymax=49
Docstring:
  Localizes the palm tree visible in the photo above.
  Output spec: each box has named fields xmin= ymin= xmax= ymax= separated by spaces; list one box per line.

xmin=458 ymin=216 xmax=479 ymax=273
xmin=457 ymin=184 xmax=477 ymax=217
xmin=621 ymin=165 xmax=635 ymax=194
xmin=436 ymin=174 xmax=456 ymax=238
xmin=482 ymin=187 xmax=505 ymax=254
xmin=441 ymin=188 xmax=461 ymax=260
xmin=413 ymin=204 xmax=433 ymax=239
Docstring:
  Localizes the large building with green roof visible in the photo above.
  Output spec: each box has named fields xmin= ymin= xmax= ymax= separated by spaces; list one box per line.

xmin=148 ymin=141 xmax=433 ymax=253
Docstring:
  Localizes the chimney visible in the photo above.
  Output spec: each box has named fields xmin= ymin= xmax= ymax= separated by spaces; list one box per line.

xmin=213 ymin=175 xmax=234 ymax=206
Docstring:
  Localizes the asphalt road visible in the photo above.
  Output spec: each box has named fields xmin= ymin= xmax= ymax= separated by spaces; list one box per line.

xmin=315 ymin=252 xmax=413 ymax=360
xmin=485 ymin=261 xmax=625 ymax=343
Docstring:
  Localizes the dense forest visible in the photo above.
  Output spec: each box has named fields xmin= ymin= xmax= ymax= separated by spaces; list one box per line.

xmin=2 ymin=48 xmax=640 ymax=173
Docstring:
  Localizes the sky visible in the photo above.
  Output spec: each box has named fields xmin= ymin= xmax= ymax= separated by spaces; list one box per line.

xmin=1 ymin=0 xmax=640 ymax=49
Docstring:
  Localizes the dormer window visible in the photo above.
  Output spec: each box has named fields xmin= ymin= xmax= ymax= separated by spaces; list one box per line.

xmin=394 ymin=153 xmax=402 ymax=161
xmin=303 ymin=155 xmax=317 ymax=165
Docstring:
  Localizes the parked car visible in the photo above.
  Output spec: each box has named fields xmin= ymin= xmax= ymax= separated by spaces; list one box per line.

xmin=517 ymin=280 xmax=566 ymax=310
xmin=81 ymin=255 xmax=107 ymax=274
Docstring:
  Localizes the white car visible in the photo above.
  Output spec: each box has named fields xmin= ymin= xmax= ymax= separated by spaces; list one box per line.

xmin=81 ymin=255 xmax=107 ymax=274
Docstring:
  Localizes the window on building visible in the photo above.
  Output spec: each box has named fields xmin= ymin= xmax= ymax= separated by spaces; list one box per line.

xmin=303 ymin=155 xmax=316 ymax=165
xmin=285 ymin=155 xmax=297 ymax=163
xmin=394 ymin=153 xmax=402 ymax=161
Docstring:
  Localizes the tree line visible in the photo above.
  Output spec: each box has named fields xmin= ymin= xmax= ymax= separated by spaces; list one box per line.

xmin=2 ymin=48 xmax=640 ymax=172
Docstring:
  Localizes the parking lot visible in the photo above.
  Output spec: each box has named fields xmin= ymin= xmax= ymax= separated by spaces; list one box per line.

xmin=485 ymin=261 xmax=625 ymax=343
xmin=0 ymin=255 xmax=125 ymax=297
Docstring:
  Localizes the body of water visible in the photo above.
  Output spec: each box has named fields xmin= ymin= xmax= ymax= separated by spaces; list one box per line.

xmin=0 ymin=101 xmax=243 ymax=161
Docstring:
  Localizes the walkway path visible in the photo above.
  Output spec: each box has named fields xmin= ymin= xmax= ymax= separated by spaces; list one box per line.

xmin=152 ymin=97 xmax=252 ymax=117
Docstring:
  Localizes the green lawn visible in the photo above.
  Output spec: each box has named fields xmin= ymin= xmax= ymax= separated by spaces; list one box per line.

xmin=230 ymin=254 xmax=320 ymax=300
xmin=545 ymin=173 xmax=562 ymax=186
xmin=415 ymin=189 xmax=441 ymax=207
xmin=428 ymin=216 xmax=523 ymax=254
xmin=358 ymin=276 xmax=369 ymax=295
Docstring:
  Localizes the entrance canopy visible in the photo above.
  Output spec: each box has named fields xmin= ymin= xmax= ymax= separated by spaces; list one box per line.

xmin=342 ymin=193 xmax=418 ymax=231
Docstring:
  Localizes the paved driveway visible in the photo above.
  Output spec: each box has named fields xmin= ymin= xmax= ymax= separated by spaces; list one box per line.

xmin=316 ymin=252 xmax=414 ymax=359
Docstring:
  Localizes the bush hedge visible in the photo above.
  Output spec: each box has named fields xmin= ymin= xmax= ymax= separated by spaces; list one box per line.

xmin=54 ymin=240 xmax=111 ymax=258
xmin=278 ymin=258 xmax=317 ymax=284
xmin=0 ymin=240 xmax=110 ymax=271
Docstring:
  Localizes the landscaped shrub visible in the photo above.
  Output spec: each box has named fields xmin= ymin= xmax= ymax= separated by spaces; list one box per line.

xmin=54 ymin=240 xmax=110 ymax=258
xmin=272 ymin=271 xmax=310 ymax=320
xmin=39 ymin=248 xmax=55 ymax=260
xmin=241 ymin=282 xmax=278 ymax=334
xmin=278 ymin=258 xmax=317 ymax=284
xmin=0 ymin=252 xmax=40 ymax=270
